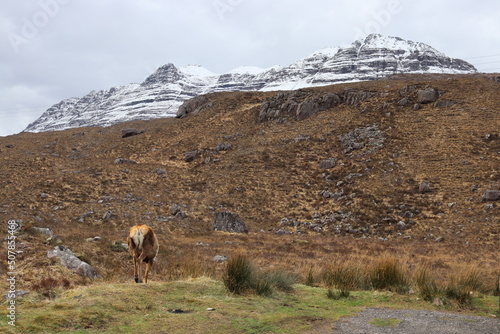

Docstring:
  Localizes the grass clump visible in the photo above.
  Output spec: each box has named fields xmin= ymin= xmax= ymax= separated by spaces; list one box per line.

xmin=415 ymin=263 xmax=487 ymax=308
xmin=326 ymin=288 xmax=350 ymax=300
xmin=369 ymin=255 xmax=409 ymax=293
xmin=223 ymin=254 xmax=254 ymax=294
xmin=415 ymin=263 xmax=439 ymax=302
xmin=321 ymin=260 xmax=363 ymax=299
xmin=223 ymin=254 xmax=297 ymax=296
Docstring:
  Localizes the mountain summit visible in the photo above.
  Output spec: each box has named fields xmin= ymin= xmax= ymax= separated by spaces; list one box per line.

xmin=25 ymin=34 xmax=476 ymax=133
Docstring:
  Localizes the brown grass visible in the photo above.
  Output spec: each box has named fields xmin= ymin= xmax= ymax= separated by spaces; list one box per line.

xmin=0 ymin=74 xmax=498 ymax=304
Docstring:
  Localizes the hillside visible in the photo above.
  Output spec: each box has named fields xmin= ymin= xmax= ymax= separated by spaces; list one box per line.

xmin=0 ymin=74 xmax=499 ymax=295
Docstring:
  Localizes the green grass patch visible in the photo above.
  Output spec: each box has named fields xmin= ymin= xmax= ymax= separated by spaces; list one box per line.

xmin=369 ymin=317 xmax=402 ymax=327
xmin=1 ymin=278 xmax=497 ymax=333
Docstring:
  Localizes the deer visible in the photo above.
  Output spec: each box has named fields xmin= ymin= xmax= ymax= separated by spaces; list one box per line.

xmin=127 ymin=224 xmax=159 ymax=283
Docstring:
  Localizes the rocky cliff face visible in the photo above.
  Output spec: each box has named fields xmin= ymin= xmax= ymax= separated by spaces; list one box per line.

xmin=25 ymin=34 xmax=476 ymax=133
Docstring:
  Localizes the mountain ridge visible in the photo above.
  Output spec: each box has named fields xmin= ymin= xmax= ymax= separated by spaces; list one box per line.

xmin=25 ymin=34 xmax=476 ymax=133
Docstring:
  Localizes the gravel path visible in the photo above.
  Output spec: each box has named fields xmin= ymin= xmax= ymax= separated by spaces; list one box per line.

xmin=332 ymin=308 xmax=499 ymax=334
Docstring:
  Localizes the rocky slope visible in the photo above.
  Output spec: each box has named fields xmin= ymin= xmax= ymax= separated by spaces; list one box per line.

xmin=25 ymin=34 xmax=476 ymax=133
xmin=1 ymin=74 xmax=499 ymax=292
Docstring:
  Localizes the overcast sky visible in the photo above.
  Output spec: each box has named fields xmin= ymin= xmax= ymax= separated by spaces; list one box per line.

xmin=1 ymin=0 xmax=499 ymax=137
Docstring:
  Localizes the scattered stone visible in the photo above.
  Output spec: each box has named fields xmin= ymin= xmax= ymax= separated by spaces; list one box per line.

xmin=168 ymin=309 xmax=192 ymax=314
xmin=207 ymin=308 xmax=216 ymax=311
xmin=482 ymin=189 xmax=500 ymax=202
xmin=47 ymin=246 xmax=101 ymax=279
xmin=85 ymin=236 xmax=101 ymax=242
xmin=484 ymin=203 xmax=495 ymax=209
xmin=412 ymin=103 xmax=421 ymax=111
xmin=121 ymin=128 xmax=144 ymax=138
xmin=419 ymin=182 xmax=431 ymax=194
xmin=399 ymin=84 xmax=419 ymax=97
xmin=5 ymin=144 xmax=13 ymax=148
xmin=213 ymin=255 xmax=228 ymax=263
xmin=213 ymin=212 xmax=248 ymax=233
xmin=339 ymin=125 xmax=385 ymax=156
xmin=155 ymin=168 xmax=167 ymax=175
xmin=433 ymin=297 xmax=444 ymax=307
xmin=448 ymin=202 xmax=457 ymax=208
xmin=433 ymin=100 xmax=456 ymax=108
xmin=320 ymin=190 xmax=343 ymax=199
xmin=171 ymin=204 xmax=187 ymax=218
xmin=484 ymin=133 xmax=498 ymax=141
xmin=114 ymin=158 xmax=137 ymax=164
xmin=435 ymin=236 xmax=445 ymax=243
xmin=215 ymin=142 xmax=232 ymax=151
xmin=184 ymin=150 xmax=198 ymax=162
xmin=294 ymin=134 xmax=310 ymax=142
xmin=30 ymin=226 xmax=54 ymax=238
xmin=318 ymin=158 xmax=337 ymax=170
xmin=40 ymin=193 xmax=49 ymax=199
xmin=102 ymin=210 xmax=113 ymax=220
xmin=397 ymin=97 xmax=410 ymax=106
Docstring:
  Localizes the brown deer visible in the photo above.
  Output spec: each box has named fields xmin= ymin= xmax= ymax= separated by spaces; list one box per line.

xmin=127 ymin=224 xmax=159 ymax=283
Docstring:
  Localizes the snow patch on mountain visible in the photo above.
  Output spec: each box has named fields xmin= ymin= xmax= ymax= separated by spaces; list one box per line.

xmin=25 ymin=34 xmax=477 ymax=133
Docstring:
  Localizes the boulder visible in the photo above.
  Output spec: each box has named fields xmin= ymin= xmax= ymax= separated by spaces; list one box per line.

xmin=176 ymin=96 xmax=213 ymax=118
xmin=30 ymin=227 xmax=54 ymax=238
xmin=482 ymin=190 xmax=500 ymax=202
xmin=213 ymin=212 xmax=248 ymax=233
xmin=184 ymin=150 xmax=198 ymax=162
xmin=213 ymin=255 xmax=228 ymax=263
xmin=318 ymin=158 xmax=337 ymax=170
xmin=121 ymin=128 xmax=144 ymax=138
xmin=419 ymin=182 xmax=431 ymax=194
xmin=296 ymin=99 xmax=319 ymax=120
xmin=47 ymin=246 xmax=101 ymax=279
xmin=317 ymin=92 xmax=342 ymax=109
xmin=416 ymin=87 xmax=439 ymax=104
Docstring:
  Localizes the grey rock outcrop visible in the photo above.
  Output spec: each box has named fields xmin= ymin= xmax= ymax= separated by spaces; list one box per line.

xmin=213 ymin=212 xmax=248 ymax=233
xmin=258 ymin=91 xmax=341 ymax=123
xmin=176 ymin=95 xmax=213 ymax=118
xmin=339 ymin=125 xmax=385 ymax=155
xmin=416 ymin=87 xmax=439 ymax=104
xmin=47 ymin=246 xmax=102 ymax=279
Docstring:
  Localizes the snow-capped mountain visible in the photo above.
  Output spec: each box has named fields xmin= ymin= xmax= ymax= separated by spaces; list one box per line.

xmin=25 ymin=34 xmax=476 ymax=132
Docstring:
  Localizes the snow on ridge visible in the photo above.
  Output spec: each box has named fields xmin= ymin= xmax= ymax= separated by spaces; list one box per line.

xmin=179 ymin=64 xmax=218 ymax=77
xmin=225 ymin=66 xmax=269 ymax=75
xmin=25 ymin=34 xmax=477 ymax=133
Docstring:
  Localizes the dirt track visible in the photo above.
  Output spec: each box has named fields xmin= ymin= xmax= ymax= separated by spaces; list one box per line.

xmin=332 ymin=308 xmax=499 ymax=333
